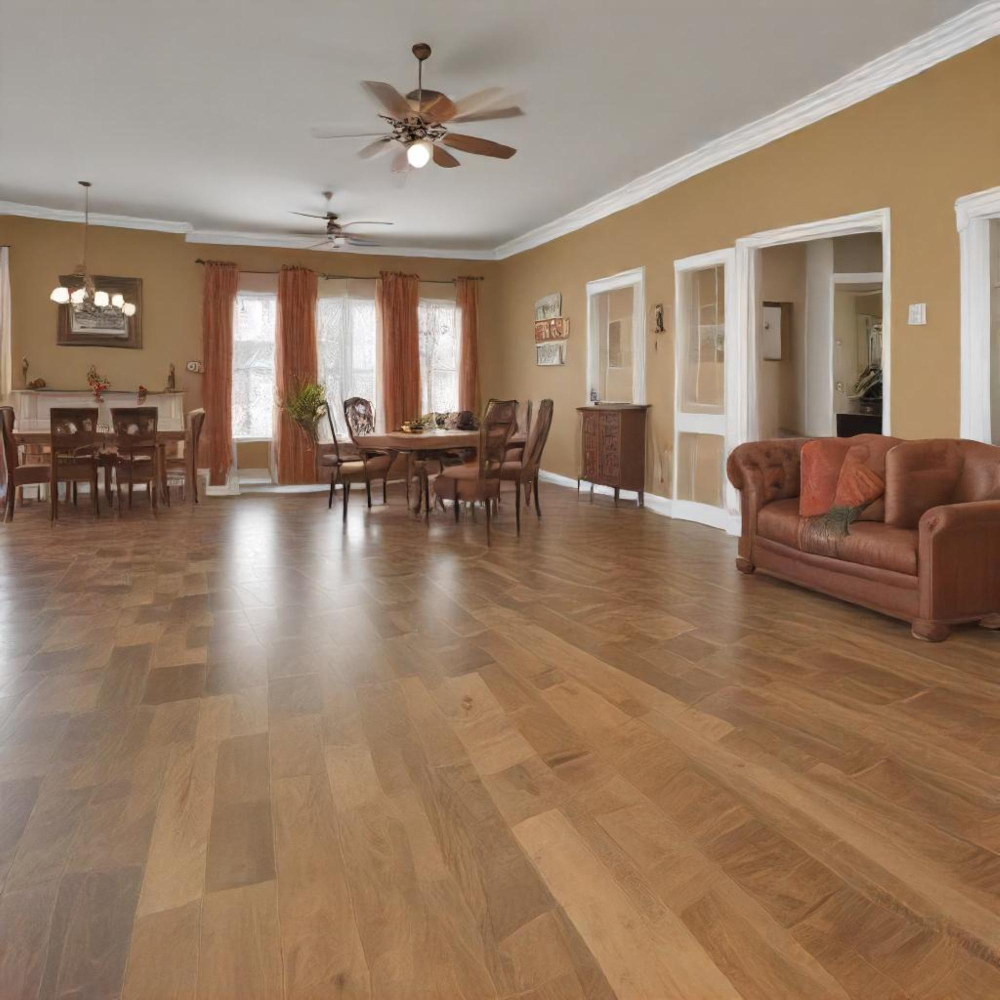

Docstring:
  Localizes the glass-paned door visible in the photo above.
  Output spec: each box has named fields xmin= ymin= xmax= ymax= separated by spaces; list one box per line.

xmin=673 ymin=255 xmax=734 ymax=530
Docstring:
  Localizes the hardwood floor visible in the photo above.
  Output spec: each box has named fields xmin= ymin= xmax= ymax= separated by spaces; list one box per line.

xmin=1 ymin=482 xmax=999 ymax=998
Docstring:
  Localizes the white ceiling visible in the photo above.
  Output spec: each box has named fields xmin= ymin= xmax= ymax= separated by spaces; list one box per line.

xmin=0 ymin=0 xmax=983 ymax=254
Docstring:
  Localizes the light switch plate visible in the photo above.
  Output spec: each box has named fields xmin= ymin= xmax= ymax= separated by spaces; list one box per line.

xmin=908 ymin=303 xmax=927 ymax=325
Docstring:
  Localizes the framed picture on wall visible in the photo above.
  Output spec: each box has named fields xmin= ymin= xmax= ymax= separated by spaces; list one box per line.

xmin=57 ymin=275 xmax=143 ymax=349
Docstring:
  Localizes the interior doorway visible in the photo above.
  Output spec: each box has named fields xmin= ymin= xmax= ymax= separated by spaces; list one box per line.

xmin=585 ymin=268 xmax=646 ymax=405
xmin=672 ymin=248 xmax=738 ymax=531
xmin=736 ymin=209 xmax=890 ymax=448
xmin=956 ymin=185 xmax=1000 ymax=443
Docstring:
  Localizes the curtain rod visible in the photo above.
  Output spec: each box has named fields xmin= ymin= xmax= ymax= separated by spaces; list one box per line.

xmin=192 ymin=259 xmax=482 ymax=283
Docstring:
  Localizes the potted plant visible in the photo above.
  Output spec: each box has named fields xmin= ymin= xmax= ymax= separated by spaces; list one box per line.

xmin=282 ymin=381 xmax=327 ymax=442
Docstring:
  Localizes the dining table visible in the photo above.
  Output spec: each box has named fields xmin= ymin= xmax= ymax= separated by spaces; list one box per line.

xmin=13 ymin=428 xmax=191 ymax=505
xmin=353 ymin=428 xmax=526 ymax=517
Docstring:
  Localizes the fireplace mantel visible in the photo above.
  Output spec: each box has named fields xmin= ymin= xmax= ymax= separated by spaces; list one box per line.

xmin=10 ymin=388 xmax=186 ymax=431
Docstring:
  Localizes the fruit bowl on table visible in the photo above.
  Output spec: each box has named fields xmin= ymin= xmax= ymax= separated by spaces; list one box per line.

xmin=399 ymin=421 xmax=426 ymax=434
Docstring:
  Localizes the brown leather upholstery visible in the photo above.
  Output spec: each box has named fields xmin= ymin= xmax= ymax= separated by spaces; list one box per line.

xmin=729 ymin=436 xmax=1000 ymax=640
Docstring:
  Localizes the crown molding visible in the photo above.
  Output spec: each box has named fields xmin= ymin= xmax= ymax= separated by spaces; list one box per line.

xmin=183 ymin=228 xmax=496 ymax=260
xmin=493 ymin=0 xmax=1000 ymax=259
xmin=0 ymin=200 xmax=192 ymax=234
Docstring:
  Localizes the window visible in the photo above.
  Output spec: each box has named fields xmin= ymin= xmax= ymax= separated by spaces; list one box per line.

xmin=418 ymin=291 xmax=459 ymax=414
xmin=316 ymin=278 xmax=377 ymax=436
xmin=232 ymin=291 xmax=277 ymax=439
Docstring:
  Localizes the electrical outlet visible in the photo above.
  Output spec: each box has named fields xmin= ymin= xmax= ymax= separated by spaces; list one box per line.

xmin=908 ymin=303 xmax=927 ymax=325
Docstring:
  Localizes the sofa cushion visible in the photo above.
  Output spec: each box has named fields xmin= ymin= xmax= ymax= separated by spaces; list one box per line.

xmin=799 ymin=439 xmax=849 ymax=517
xmin=758 ymin=498 xmax=803 ymax=549
xmin=885 ymin=440 xmax=964 ymax=528
xmin=800 ymin=521 xmax=918 ymax=576
xmin=799 ymin=434 xmax=897 ymax=520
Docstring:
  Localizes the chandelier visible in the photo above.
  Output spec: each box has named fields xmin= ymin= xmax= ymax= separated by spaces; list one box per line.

xmin=49 ymin=181 xmax=136 ymax=316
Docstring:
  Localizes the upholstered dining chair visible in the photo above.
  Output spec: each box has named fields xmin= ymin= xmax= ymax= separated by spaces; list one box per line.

xmin=343 ymin=396 xmax=395 ymax=508
xmin=49 ymin=408 xmax=102 ymax=520
xmin=163 ymin=408 xmax=206 ymax=504
xmin=501 ymin=399 xmax=554 ymax=533
xmin=110 ymin=407 xmax=159 ymax=513
xmin=324 ymin=405 xmax=392 ymax=523
xmin=433 ymin=407 xmax=516 ymax=546
xmin=1 ymin=405 xmax=49 ymax=522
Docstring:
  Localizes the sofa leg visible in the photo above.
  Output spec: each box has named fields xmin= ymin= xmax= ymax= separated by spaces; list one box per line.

xmin=912 ymin=619 xmax=951 ymax=642
xmin=735 ymin=557 xmax=755 ymax=575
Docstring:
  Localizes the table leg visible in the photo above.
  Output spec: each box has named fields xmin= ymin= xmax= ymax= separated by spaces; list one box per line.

xmin=423 ymin=467 xmax=431 ymax=521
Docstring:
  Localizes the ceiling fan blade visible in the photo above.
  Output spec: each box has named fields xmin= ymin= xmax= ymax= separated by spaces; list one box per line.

xmin=437 ymin=87 xmax=504 ymax=122
xmin=450 ymin=106 xmax=523 ymax=123
xmin=290 ymin=211 xmax=334 ymax=220
xmin=432 ymin=144 xmax=461 ymax=168
xmin=340 ymin=221 xmax=394 ymax=228
xmin=441 ymin=133 xmax=516 ymax=159
xmin=310 ymin=128 xmax=389 ymax=139
xmin=417 ymin=92 xmax=457 ymax=122
xmin=345 ymin=237 xmax=383 ymax=247
xmin=306 ymin=240 xmax=332 ymax=250
xmin=357 ymin=137 xmax=394 ymax=159
xmin=361 ymin=80 xmax=412 ymax=119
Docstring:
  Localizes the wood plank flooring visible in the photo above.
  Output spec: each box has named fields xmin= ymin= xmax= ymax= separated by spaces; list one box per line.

xmin=1 ymin=483 xmax=999 ymax=998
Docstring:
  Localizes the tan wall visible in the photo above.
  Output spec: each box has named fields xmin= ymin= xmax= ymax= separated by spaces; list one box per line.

xmin=487 ymin=38 xmax=1000 ymax=492
xmin=759 ymin=243 xmax=807 ymax=437
xmin=0 ymin=214 xmax=500 ymax=417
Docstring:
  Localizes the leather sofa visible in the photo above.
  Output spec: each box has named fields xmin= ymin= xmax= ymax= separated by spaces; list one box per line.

xmin=727 ymin=436 xmax=1000 ymax=641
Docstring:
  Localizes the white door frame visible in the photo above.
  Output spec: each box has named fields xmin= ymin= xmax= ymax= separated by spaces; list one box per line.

xmin=585 ymin=267 xmax=646 ymax=404
xmin=734 ymin=208 xmax=892 ymax=445
xmin=956 ymin=185 xmax=1000 ymax=442
xmin=673 ymin=247 xmax=739 ymax=533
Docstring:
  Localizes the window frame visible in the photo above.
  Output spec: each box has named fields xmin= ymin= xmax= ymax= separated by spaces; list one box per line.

xmin=231 ymin=288 xmax=278 ymax=443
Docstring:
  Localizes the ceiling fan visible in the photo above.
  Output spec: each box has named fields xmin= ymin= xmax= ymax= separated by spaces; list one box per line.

xmin=290 ymin=192 xmax=393 ymax=249
xmin=313 ymin=42 xmax=522 ymax=174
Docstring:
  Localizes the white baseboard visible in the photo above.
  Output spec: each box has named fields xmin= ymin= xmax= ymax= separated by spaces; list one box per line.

xmin=538 ymin=469 xmax=739 ymax=534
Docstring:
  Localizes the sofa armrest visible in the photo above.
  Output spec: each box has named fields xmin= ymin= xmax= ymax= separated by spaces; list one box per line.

xmin=726 ymin=438 xmax=809 ymax=564
xmin=918 ymin=500 xmax=1000 ymax=623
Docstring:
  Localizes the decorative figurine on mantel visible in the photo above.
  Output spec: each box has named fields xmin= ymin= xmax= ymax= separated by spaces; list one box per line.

xmin=165 ymin=363 xmax=176 ymax=392
xmin=137 ymin=385 xmax=148 ymax=405
xmin=87 ymin=364 xmax=110 ymax=401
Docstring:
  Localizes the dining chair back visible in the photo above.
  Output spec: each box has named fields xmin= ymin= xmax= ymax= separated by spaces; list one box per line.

xmin=2 ymin=406 xmax=51 ymax=522
xmin=111 ymin=407 xmax=159 ymax=513
xmin=49 ymin=408 xmax=101 ymax=519
xmin=514 ymin=399 xmax=533 ymax=438
xmin=484 ymin=398 xmax=518 ymax=426
xmin=343 ymin=396 xmax=377 ymax=439
xmin=523 ymin=399 xmax=554 ymax=477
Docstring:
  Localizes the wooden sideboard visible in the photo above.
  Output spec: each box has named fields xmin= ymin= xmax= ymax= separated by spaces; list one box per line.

xmin=577 ymin=403 xmax=650 ymax=507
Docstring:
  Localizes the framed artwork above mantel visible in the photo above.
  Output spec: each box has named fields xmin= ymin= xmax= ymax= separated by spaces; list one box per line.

xmin=57 ymin=275 xmax=143 ymax=349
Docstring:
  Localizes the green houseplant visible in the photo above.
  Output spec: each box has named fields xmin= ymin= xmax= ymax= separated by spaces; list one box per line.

xmin=282 ymin=381 xmax=327 ymax=442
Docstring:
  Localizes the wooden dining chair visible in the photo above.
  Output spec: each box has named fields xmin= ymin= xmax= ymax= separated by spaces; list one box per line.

xmin=501 ymin=399 xmax=554 ymax=533
xmin=505 ymin=400 xmax=533 ymax=463
xmin=163 ymin=408 xmax=206 ymax=504
xmin=343 ymin=396 xmax=395 ymax=508
xmin=324 ymin=405 xmax=392 ymax=523
xmin=1 ymin=406 xmax=50 ymax=522
xmin=49 ymin=408 xmax=101 ymax=521
xmin=110 ymin=407 xmax=159 ymax=513
xmin=433 ymin=407 xmax=516 ymax=546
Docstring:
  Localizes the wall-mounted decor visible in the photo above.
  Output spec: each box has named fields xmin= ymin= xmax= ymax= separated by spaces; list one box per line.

xmin=57 ymin=274 xmax=142 ymax=349
xmin=534 ymin=315 xmax=569 ymax=366
xmin=534 ymin=292 xmax=561 ymax=321
xmin=186 ymin=360 xmax=204 ymax=374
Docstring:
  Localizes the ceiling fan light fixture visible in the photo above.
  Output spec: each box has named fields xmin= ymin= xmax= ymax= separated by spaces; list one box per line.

xmin=50 ymin=286 xmax=70 ymax=304
xmin=406 ymin=139 xmax=432 ymax=168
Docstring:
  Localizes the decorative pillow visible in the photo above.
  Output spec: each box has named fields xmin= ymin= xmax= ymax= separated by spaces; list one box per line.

xmin=799 ymin=439 xmax=852 ymax=517
xmin=800 ymin=442 xmax=886 ymax=541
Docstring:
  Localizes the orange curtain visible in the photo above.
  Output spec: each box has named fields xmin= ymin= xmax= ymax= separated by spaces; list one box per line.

xmin=200 ymin=261 xmax=238 ymax=486
xmin=275 ymin=266 xmax=319 ymax=483
xmin=377 ymin=271 xmax=420 ymax=431
xmin=456 ymin=277 xmax=480 ymax=413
